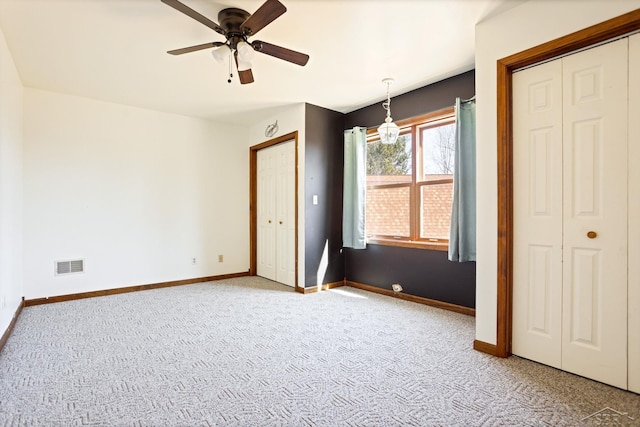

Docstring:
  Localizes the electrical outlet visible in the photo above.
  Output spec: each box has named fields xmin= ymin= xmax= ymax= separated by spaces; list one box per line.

xmin=392 ymin=283 xmax=403 ymax=293
xmin=192 ymin=257 xmax=197 ymax=265
xmin=218 ymin=254 xmax=223 ymax=263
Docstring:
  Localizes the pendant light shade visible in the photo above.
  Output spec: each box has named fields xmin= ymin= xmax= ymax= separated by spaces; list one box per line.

xmin=236 ymin=41 xmax=254 ymax=71
xmin=211 ymin=45 xmax=230 ymax=63
xmin=236 ymin=58 xmax=252 ymax=72
xmin=377 ymin=120 xmax=400 ymax=145
xmin=236 ymin=41 xmax=254 ymax=62
xmin=378 ymin=78 xmax=399 ymax=145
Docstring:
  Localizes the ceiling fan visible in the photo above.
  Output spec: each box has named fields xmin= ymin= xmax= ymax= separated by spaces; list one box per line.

xmin=161 ymin=0 xmax=309 ymax=84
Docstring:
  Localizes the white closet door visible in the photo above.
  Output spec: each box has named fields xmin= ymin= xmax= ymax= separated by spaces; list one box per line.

xmin=257 ymin=140 xmax=296 ymax=287
xmin=257 ymin=145 xmax=277 ymax=281
xmin=561 ymin=38 xmax=628 ymax=389
xmin=628 ymin=33 xmax=640 ymax=394
xmin=512 ymin=59 xmax=564 ymax=368
xmin=275 ymin=140 xmax=295 ymax=287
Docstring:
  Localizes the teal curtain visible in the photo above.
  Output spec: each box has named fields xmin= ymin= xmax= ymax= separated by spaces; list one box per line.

xmin=343 ymin=127 xmax=367 ymax=249
xmin=449 ymin=97 xmax=476 ymax=262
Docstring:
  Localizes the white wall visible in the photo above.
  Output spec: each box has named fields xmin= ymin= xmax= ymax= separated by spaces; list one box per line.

xmin=0 ymin=24 xmax=23 ymax=331
xmin=23 ymin=89 xmax=249 ymax=299
xmin=475 ymin=0 xmax=640 ymax=345
xmin=249 ymin=104 xmax=307 ymax=286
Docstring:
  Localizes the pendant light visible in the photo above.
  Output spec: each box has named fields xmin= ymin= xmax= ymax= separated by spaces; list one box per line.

xmin=377 ymin=78 xmax=400 ymax=144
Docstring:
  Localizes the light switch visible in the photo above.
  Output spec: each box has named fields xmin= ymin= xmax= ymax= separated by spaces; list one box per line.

xmin=312 ymin=195 xmax=318 ymax=205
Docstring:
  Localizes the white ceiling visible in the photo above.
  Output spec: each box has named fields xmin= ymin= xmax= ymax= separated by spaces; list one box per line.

xmin=0 ymin=0 xmax=522 ymax=125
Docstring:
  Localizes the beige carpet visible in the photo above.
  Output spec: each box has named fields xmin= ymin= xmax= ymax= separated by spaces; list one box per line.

xmin=0 ymin=276 xmax=638 ymax=426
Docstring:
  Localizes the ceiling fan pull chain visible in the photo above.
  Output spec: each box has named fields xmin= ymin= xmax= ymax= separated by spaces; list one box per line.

xmin=228 ymin=48 xmax=233 ymax=83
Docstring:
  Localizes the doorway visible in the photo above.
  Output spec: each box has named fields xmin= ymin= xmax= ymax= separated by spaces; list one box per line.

xmin=249 ymin=131 xmax=299 ymax=289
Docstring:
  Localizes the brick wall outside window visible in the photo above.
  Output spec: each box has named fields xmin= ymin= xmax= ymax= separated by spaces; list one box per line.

xmin=366 ymin=175 xmax=452 ymax=239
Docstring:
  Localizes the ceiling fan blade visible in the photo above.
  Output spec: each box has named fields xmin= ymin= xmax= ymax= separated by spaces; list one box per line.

xmin=238 ymin=68 xmax=255 ymax=85
xmin=234 ymin=51 xmax=255 ymax=84
xmin=167 ymin=42 xmax=225 ymax=55
xmin=161 ymin=0 xmax=225 ymax=35
xmin=252 ymin=41 xmax=309 ymax=66
xmin=240 ymin=0 xmax=287 ymax=37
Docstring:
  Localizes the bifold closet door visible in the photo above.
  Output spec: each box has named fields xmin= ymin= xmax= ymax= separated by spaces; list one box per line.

xmin=257 ymin=145 xmax=277 ymax=281
xmin=512 ymin=58 xmax=564 ymax=369
xmin=513 ymin=38 xmax=629 ymax=389
xmin=256 ymin=140 xmax=295 ymax=287
xmin=560 ymin=38 xmax=628 ymax=389
xmin=274 ymin=140 xmax=295 ymax=286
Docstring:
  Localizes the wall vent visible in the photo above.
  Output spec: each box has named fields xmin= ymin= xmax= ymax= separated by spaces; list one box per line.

xmin=55 ymin=259 xmax=84 ymax=275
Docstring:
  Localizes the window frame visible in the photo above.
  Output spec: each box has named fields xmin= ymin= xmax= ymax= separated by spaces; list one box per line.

xmin=365 ymin=107 xmax=455 ymax=251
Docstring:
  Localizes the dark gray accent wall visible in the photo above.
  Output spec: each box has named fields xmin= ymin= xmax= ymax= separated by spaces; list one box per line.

xmin=346 ymin=245 xmax=475 ymax=308
xmin=304 ymin=104 xmax=345 ymax=286
xmin=344 ymin=70 xmax=477 ymax=308
xmin=300 ymin=71 xmax=476 ymax=308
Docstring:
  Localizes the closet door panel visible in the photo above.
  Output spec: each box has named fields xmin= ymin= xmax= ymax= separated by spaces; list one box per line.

xmin=512 ymin=59 xmax=563 ymax=368
xmin=628 ymin=33 xmax=640 ymax=394
xmin=284 ymin=142 xmax=296 ymax=287
xmin=257 ymin=146 xmax=277 ymax=281
xmin=275 ymin=140 xmax=295 ymax=287
xmin=561 ymin=38 xmax=628 ymax=389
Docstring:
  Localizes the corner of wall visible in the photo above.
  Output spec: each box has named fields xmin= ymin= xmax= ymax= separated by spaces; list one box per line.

xmin=0 ymin=21 xmax=25 ymax=334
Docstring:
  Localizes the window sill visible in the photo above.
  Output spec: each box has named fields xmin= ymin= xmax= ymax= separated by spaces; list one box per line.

xmin=366 ymin=238 xmax=449 ymax=252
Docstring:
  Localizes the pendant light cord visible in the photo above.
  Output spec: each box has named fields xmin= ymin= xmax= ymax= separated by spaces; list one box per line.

xmin=382 ymin=79 xmax=393 ymax=123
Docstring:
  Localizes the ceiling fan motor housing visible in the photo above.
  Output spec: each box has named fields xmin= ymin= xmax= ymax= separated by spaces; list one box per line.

xmin=219 ymin=8 xmax=250 ymax=49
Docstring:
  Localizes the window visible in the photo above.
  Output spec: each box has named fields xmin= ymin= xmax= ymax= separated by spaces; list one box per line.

xmin=365 ymin=107 xmax=455 ymax=250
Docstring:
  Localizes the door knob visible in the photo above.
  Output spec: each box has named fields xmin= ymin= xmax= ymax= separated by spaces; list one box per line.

xmin=587 ymin=231 xmax=597 ymax=239
xmin=268 ymin=220 xmax=271 ymax=224
xmin=279 ymin=221 xmax=283 ymax=224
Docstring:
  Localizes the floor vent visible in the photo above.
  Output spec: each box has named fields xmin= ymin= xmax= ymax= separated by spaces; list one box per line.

xmin=56 ymin=259 xmax=84 ymax=275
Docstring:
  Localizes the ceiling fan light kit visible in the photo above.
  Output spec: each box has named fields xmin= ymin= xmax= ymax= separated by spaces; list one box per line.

xmin=378 ymin=78 xmax=400 ymax=145
xmin=235 ymin=41 xmax=254 ymax=71
xmin=161 ymin=0 xmax=309 ymax=85
xmin=211 ymin=45 xmax=229 ymax=63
